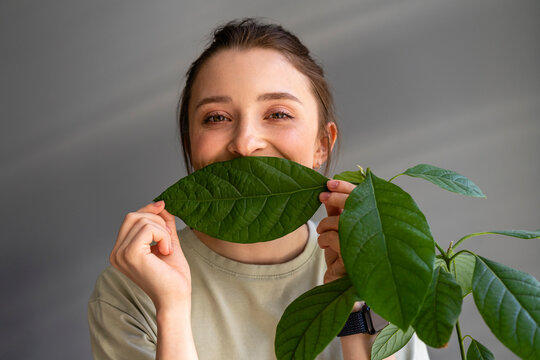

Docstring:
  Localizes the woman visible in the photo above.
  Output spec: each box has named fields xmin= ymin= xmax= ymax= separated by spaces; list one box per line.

xmin=88 ymin=18 xmax=429 ymax=359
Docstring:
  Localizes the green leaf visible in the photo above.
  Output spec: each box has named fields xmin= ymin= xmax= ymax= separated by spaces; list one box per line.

xmin=154 ymin=156 xmax=328 ymax=243
xmin=333 ymin=165 xmax=366 ymax=184
xmin=466 ymin=339 xmax=494 ymax=360
xmin=339 ymin=170 xmax=435 ymax=329
xmin=371 ymin=324 xmax=414 ymax=360
xmin=403 ymin=164 xmax=485 ymax=198
xmin=413 ymin=266 xmax=463 ymax=348
xmin=450 ymin=252 xmax=476 ymax=296
xmin=487 ymin=229 xmax=540 ymax=239
xmin=275 ymin=277 xmax=358 ymax=360
xmin=472 ymin=256 xmax=540 ymax=359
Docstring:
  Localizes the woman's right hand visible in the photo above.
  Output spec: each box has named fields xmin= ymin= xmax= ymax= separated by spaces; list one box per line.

xmin=110 ymin=200 xmax=192 ymax=312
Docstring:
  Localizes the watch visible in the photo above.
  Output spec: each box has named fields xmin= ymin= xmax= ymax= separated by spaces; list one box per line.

xmin=337 ymin=303 xmax=389 ymax=336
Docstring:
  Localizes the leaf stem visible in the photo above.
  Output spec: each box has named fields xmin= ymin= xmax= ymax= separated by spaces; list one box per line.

xmin=388 ymin=173 xmax=404 ymax=183
xmin=462 ymin=334 xmax=473 ymax=343
xmin=456 ymin=320 xmax=466 ymax=360
xmin=453 ymin=232 xmax=492 ymax=249
xmin=447 ymin=249 xmax=477 ymax=263
xmin=434 ymin=242 xmax=447 ymax=258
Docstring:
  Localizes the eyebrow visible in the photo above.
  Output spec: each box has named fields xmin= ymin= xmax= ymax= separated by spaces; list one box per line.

xmin=194 ymin=95 xmax=232 ymax=110
xmin=194 ymin=92 xmax=302 ymax=110
xmin=257 ymin=92 xmax=302 ymax=104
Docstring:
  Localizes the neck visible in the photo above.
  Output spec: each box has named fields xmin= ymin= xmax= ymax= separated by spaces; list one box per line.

xmin=192 ymin=224 xmax=309 ymax=265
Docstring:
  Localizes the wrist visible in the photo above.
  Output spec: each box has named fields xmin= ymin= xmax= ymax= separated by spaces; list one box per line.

xmin=156 ymin=302 xmax=191 ymax=323
xmin=153 ymin=289 xmax=191 ymax=314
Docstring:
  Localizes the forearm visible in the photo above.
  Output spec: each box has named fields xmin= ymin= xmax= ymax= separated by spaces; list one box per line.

xmin=156 ymin=306 xmax=198 ymax=360
xmin=340 ymin=334 xmax=396 ymax=360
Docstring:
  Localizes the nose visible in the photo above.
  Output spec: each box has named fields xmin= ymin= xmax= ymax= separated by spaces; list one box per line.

xmin=227 ymin=118 xmax=267 ymax=156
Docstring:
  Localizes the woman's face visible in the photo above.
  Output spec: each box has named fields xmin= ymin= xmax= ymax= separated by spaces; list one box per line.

xmin=188 ymin=48 xmax=335 ymax=171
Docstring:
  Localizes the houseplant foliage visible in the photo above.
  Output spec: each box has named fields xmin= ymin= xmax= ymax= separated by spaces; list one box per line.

xmin=155 ymin=156 xmax=540 ymax=360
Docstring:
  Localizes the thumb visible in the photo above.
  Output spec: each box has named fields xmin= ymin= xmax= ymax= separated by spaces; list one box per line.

xmin=137 ymin=200 xmax=166 ymax=214
xmin=158 ymin=207 xmax=179 ymax=254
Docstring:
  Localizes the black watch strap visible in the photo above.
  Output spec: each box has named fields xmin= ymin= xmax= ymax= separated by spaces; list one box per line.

xmin=337 ymin=309 xmax=369 ymax=336
xmin=338 ymin=303 xmax=387 ymax=336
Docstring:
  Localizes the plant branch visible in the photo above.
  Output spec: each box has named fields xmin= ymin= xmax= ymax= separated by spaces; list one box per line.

xmin=453 ymin=232 xmax=492 ymax=249
xmin=435 ymin=242 xmax=447 ymax=258
xmin=462 ymin=334 xmax=473 ymax=343
xmin=448 ymin=249 xmax=477 ymax=263
xmin=388 ymin=173 xmax=404 ymax=183
xmin=456 ymin=320 xmax=466 ymax=360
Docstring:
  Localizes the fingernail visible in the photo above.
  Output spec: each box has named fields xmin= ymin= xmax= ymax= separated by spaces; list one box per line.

xmin=320 ymin=192 xmax=330 ymax=201
xmin=154 ymin=200 xmax=164 ymax=207
xmin=328 ymin=180 xmax=339 ymax=189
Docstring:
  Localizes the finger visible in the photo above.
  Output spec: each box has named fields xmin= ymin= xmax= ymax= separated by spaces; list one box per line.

xmin=114 ymin=217 xmax=157 ymax=265
xmin=116 ymin=211 xmax=168 ymax=248
xmin=324 ymin=247 xmax=339 ymax=267
xmin=324 ymin=264 xmax=347 ymax=284
xmin=137 ymin=200 xmax=166 ymax=213
xmin=123 ymin=222 xmax=172 ymax=263
xmin=317 ymin=216 xmax=339 ymax=234
xmin=131 ymin=218 xmax=171 ymax=256
xmin=320 ymin=180 xmax=356 ymax=216
xmin=157 ymin=207 xmax=179 ymax=253
xmin=116 ymin=218 xmax=171 ymax=265
xmin=327 ymin=179 xmax=356 ymax=194
xmin=157 ymin=206 xmax=178 ymax=255
xmin=319 ymin=191 xmax=349 ymax=210
xmin=324 ymin=202 xmax=341 ymax=217
xmin=317 ymin=231 xmax=341 ymax=255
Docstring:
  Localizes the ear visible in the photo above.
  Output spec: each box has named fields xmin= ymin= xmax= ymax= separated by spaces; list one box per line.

xmin=313 ymin=122 xmax=338 ymax=169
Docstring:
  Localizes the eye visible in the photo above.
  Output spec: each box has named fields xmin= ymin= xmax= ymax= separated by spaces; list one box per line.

xmin=203 ymin=114 xmax=230 ymax=124
xmin=266 ymin=111 xmax=294 ymax=120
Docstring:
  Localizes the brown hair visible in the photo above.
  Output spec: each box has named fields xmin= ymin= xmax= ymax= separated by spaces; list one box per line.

xmin=178 ymin=18 xmax=338 ymax=174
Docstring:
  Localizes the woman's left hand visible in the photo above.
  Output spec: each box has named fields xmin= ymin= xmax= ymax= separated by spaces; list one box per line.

xmin=317 ymin=179 xmax=356 ymax=284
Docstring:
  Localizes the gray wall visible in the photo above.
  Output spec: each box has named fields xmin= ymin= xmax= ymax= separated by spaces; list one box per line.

xmin=1 ymin=0 xmax=538 ymax=359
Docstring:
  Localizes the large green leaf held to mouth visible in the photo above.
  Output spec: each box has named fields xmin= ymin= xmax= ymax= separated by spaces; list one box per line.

xmin=154 ymin=156 xmax=328 ymax=243
xmin=339 ymin=170 xmax=435 ymax=329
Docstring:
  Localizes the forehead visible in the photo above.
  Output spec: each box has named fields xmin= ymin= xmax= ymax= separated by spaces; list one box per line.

xmin=190 ymin=48 xmax=315 ymax=105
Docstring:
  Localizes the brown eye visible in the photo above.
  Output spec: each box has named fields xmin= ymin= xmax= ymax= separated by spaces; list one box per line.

xmin=204 ymin=114 xmax=230 ymax=123
xmin=268 ymin=112 xmax=293 ymax=120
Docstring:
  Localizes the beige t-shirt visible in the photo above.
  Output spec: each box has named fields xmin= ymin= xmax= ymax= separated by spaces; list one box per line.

xmin=88 ymin=221 xmax=429 ymax=359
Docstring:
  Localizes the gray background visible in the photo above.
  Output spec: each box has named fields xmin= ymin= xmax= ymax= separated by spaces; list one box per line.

xmin=1 ymin=0 xmax=539 ymax=359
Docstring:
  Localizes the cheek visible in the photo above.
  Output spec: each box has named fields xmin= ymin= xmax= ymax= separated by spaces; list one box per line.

xmin=273 ymin=127 xmax=319 ymax=164
xmin=189 ymin=131 xmax=224 ymax=169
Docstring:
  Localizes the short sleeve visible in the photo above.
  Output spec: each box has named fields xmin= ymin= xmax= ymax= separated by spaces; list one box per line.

xmin=88 ymin=266 xmax=157 ymax=360
xmin=88 ymin=299 xmax=155 ymax=359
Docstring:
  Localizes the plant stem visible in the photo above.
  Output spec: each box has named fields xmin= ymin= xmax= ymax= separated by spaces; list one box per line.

xmin=388 ymin=173 xmax=403 ymax=183
xmin=455 ymin=320 xmax=466 ymax=360
xmin=434 ymin=242 xmax=447 ymax=258
xmin=453 ymin=231 xmax=492 ymax=249
xmin=447 ymin=249 xmax=477 ymax=263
